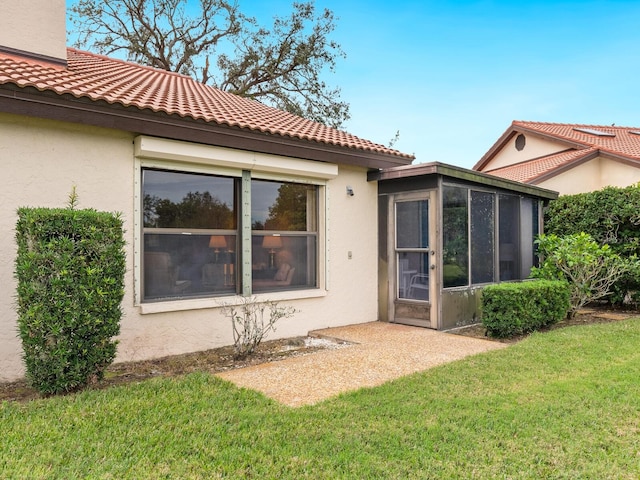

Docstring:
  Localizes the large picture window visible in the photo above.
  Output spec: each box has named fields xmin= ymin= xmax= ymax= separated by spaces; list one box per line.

xmin=141 ymin=168 xmax=319 ymax=301
xmin=251 ymin=179 xmax=318 ymax=292
xmin=142 ymin=169 xmax=238 ymax=301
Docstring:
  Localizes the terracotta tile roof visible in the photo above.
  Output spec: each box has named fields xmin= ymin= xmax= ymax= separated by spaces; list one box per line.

xmin=0 ymin=48 xmax=413 ymax=160
xmin=476 ymin=121 xmax=640 ymax=183
xmin=484 ymin=148 xmax=597 ymax=183
xmin=513 ymin=121 xmax=640 ymax=159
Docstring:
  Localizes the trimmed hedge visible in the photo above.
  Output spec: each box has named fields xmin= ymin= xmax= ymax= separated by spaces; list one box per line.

xmin=15 ymin=207 xmax=125 ymax=395
xmin=482 ymin=280 xmax=570 ymax=338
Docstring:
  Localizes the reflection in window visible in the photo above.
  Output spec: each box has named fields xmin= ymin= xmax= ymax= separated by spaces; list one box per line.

xmin=396 ymin=200 xmax=429 ymax=301
xmin=143 ymin=169 xmax=236 ymax=229
xmin=442 ymin=186 xmax=469 ymax=288
xmin=471 ymin=191 xmax=495 ymax=284
xmin=142 ymin=169 xmax=238 ymax=301
xmin=499 ymin=194 xmax=520 ymax=281
xmin=251 ymin=180 xmax=318 ymax=292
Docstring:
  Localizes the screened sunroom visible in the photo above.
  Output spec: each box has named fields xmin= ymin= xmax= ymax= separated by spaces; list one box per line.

xmin=370 ymin=163 xmax=558 ymax=330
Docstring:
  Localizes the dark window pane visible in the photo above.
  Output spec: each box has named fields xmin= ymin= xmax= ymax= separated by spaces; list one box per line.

xmin=143 ymin=169 xmax=236 ymax=229
xmin=471 ymin=191 xmax=495 ymax=284
xmin=499 ymin=194 xmax=520 ymax=280
xmin=396 ymin=200 xmax=429 ymax=249
xmin=397 ymin=252 xmax=429 ymax=301
xmin=144 ymin=233 xmax=236 ymax=300
xmin=251 ymin=235 xmax=317 ymax=292
xmin=532 ymin=200 xmax=540 ymax=268
xmin=443 ymin=186 xmax=469 ymax=287
xmin=251 ymin=180 xmax=317 ymax=231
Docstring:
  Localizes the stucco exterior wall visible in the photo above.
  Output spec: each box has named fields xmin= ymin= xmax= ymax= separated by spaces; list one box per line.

xmin=483 ymin=133 xmax=569 ymax=171
xmin=0 ymin=0 xmax=67 ymax=62
xmin=537 ymin=156 xmax=640 ymax=195
xmin=0 ymin=113 xmax=380 ymax=381
xmin=0 ymin=113 xmax=135 ymax=381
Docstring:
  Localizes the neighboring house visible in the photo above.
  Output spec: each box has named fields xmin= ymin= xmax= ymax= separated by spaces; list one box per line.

xmin=473 ymin=121 xmax=640 ymax=195
xmin=0 ymin=0 xmax=413 ymax=381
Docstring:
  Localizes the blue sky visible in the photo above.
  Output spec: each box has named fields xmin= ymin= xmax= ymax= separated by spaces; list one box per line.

xmin=69 ymin=1 xmax=640 ymax=169
xmin=246 ymin=0 xmax=640 ymax=168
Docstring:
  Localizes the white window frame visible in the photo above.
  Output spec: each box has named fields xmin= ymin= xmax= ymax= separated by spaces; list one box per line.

xmin=133 ymin=136 xmax=336 ymax=314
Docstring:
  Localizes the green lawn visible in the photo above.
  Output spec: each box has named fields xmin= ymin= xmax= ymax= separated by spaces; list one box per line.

xmin=2 ymin=319 xmax=640 ymax=479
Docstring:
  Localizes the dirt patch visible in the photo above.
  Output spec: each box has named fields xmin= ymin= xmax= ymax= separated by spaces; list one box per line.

xmin=0 ymin=336 xmax=348 ymax=403
xmin=1 ymin=307 xmax=636 ymax=403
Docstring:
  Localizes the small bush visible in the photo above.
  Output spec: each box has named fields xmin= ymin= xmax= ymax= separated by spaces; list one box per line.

xmin=15 ymin=204 xmax=125 ymax=395
xmin=482 ymin=280 xmax=570 ymax=338
xmin=220 ymin=296 xmax=297 ymax=359
xmin=531 ymin=233 xmax=637 ymax=317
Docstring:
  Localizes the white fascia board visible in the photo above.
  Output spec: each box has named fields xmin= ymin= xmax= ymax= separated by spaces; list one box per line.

xmin=134 ymin=136 xmax=339 ymax=180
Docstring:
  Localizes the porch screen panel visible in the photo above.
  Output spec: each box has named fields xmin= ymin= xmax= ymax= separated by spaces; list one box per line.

xmin=498 ymin=194 xmax=520 ymax=281
xmin=442 ymin=186 xmax=469 ymax=288
xmin=471 ymin=191 xmax=495 ymax=284
xmin=396 ymin=200 xmax=430 ymax=301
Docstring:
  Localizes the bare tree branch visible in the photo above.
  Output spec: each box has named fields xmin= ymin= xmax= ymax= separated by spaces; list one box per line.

xmin=68 ymin=0 xmax=349 ymax=128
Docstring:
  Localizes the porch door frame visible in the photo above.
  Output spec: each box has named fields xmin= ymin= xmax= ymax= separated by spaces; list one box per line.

xmin=388 ymin=190 xmax=438 ymax=328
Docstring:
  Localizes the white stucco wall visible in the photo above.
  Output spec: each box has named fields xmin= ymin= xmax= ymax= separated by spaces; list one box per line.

xmin=483 ymin=132 xmax=569 ymax=171
xmin=537 ymin=156 xmax=640 ymax=195
xmin=0 ymin=0 xmax=67 ymax=62
xmin=0 ymin=113 xmax=380 ymax=381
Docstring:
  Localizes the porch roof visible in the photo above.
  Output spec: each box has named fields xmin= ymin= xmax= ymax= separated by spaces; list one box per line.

xmin=368 ymin=162 xmax=558 ymax=200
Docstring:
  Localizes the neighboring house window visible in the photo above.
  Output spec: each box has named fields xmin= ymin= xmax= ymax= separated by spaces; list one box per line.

xmin=251 ymin=179 xmax=318 ymax=292
xmin=141 ymin=168 xmax=319 ymax=302
xmin=142 ymin=169 xmax=238 ymax=301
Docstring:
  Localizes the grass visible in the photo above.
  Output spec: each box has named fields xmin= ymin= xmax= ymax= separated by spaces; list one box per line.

xmin=2 ymin=319 xmax=640 ymax=479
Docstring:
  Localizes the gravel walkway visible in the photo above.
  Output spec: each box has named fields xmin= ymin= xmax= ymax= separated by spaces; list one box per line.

xmin=217 ymin=322 xmax=506 ymax=407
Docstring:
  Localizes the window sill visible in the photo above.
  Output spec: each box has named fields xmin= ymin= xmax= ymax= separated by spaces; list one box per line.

xmin=138 ymin=288 xmax=327 ymax=315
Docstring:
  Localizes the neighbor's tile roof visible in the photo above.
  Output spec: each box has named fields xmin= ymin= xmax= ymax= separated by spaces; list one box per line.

xmin=0 ymin=48 xmax=413 ymax=160
xmin=513 ymin=121 xmax=640 ymax=158
xmin=484 ymin=148 xmax=598 ymax=183
xmin=478 ymin=121 xmax=640 ymax=183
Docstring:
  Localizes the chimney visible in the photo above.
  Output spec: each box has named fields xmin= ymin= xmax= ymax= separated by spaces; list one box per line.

xmin=0 ymin=0 xmax=67 ymax=66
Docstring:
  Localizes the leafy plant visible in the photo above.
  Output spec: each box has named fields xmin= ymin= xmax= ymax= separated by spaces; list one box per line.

xmin=544 ymin=184 xmax=640 ymax=304
xmin=481 ymin=280 xmax=570 ymax=338
xmin=220 ymin=297 xmax=297 ymax=359
xmin=14 ymin=194 xmax=125 ymax=395
xmin=531 ymin=233 xmax=637 ymax=317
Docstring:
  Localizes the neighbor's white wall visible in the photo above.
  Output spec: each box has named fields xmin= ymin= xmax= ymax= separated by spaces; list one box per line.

xmin=483 ymin=133 xmax=569 ymax=171
xmin=0 ymin=0 xmax=67 ymax=62
xmin=537 ymin=156 xmax=640 ymax=195
xmin=0 ymin=113 xmax=381 ymax=381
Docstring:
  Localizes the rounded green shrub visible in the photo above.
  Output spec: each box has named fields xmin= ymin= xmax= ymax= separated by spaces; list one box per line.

xmin=482 ymin=280 xmax=570 ymax=338
xmin=15 ymin=207 xmax=125 ymax=395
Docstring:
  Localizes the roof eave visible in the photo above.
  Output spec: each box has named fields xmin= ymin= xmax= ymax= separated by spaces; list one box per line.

xmin=473 ymin=121 xmax=591 ymax=171
xmin=369 ymin=161 xmax=558 ymax=200
xmin=0 ymin=83 xmax=412 ymax=170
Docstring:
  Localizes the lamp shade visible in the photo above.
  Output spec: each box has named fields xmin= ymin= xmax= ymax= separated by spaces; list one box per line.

xmin=262 ymin=235 xmax=283 ymax=249
xmin=209 ymin=235 xmax=227 ymax=249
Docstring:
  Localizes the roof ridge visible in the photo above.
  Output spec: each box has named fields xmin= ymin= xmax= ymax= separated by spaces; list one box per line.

xmin=66 ymin=47 xmax=192 ymax=80
xmin=513 ymin=120 xmax=640 ymax=130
